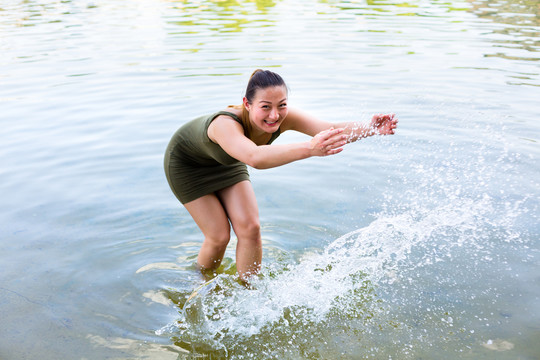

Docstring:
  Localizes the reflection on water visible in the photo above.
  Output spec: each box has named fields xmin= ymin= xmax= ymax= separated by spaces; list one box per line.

xmin=470 ymin=0 xmax=540 ymax=62
xmin=167 ymin=0 xmax=279 ymax=33
xmin=470 ymin=0 xmax=540 ymax=27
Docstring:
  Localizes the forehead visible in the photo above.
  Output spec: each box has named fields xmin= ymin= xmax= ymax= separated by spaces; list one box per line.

xmin=253 ymin=85 xmax=288 ymax=102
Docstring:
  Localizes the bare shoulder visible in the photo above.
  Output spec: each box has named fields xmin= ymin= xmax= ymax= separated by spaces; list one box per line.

xmin=208 ymin=110 xmax=244 ymax=143
xmin=212 ymin=107 xmax=242 ymax=125
xmin=223 ymin=106 xmax=243 ymax=118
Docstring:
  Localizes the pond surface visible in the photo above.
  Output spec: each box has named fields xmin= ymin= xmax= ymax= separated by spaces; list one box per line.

xmin=1 ymin=0 xmax=539 ymax=359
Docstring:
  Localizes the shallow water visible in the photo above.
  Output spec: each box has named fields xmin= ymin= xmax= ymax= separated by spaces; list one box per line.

xmin=1 ymin=0 xmax=539 ymax=359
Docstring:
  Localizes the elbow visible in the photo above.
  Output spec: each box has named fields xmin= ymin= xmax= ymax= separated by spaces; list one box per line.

xmin=248 ymin=159 xmax=268 ymax=170
xmin=251 ymin=163 xmax=265 ymax=170
xmin=246 ymin=153 xmax=276 ymax=169
xmin=244 ymin=154 xmax=266 ymax=169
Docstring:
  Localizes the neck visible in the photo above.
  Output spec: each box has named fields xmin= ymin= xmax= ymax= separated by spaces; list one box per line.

xmin=250 ymin=129 xmax=273 ymax=145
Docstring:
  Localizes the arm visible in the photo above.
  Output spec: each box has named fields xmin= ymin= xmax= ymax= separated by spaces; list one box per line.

xmin=208 ymin=115 xmax=346 ymax=170
xmin=284 ymin=108 xmax=398 ymax=143
xmin=338 ymin=113 xmax=398 ymax=143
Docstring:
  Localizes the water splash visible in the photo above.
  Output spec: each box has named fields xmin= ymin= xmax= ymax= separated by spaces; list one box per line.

xmin=158 ymin=197 xmax=528 ymax=358
xmin=158 ymin=121 xmax=536 ymax=359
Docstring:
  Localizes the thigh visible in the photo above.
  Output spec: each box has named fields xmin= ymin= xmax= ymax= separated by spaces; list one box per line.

xmin=216 ymin=180 xmax=260 ymax=230
xmin=183 ymin=194 xmax=231 ymax=238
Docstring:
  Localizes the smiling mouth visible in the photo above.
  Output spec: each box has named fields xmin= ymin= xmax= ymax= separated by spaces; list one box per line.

xmin=264 ymin=120 xmax=279 ymax=125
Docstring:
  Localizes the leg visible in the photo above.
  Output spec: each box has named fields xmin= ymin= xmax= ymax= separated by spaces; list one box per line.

xmin=183 ymin=194 xmax=231 ymax=272
xmin=217 ymin=181 xmax=262 ymax=281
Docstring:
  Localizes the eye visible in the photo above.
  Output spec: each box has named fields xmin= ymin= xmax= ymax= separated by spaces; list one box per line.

xmin=280 ymin=103 xmax=287 ymax=108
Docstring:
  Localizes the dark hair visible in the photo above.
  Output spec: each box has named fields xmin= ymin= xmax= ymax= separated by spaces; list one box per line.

xmin=241 ymin=69 xmax=287 ymax=139
xmin=244 ymin=69 xmax=286 ymax=104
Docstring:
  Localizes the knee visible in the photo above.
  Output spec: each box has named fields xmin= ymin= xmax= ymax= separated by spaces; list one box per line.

xmin=206 ymin=228 xmax=231 ymax=249
xmin=234 ymin=217 xmax=261 ymax=240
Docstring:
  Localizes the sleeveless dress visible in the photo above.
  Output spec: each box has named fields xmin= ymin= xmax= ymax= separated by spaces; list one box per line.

xmin=164 ymin=110 xmax=281 ymax=204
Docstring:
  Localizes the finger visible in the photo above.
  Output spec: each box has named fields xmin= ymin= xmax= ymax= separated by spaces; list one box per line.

xmin=329 ymin=127 xmax=344 ymax=135
xmin=323 ymin=135 xmax=346 ymax=148
xmin=322 ymin=128 xmax=344 ymax=141
xmin=328 ymin=147 xmax=344 ymax=155
xmin=326 ymin=139 xmax=347 ymax=151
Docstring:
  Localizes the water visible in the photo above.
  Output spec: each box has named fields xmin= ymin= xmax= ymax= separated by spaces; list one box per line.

xmin=1 ymin=0 xmax=539 ymax=359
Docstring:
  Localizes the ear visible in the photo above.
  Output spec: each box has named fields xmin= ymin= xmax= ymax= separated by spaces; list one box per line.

xmin=242 ymin=97 xmax=250 ymax=111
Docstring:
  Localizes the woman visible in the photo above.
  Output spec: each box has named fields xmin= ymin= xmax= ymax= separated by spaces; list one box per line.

xmin=164 ymin=69 xmax=397 ymax=282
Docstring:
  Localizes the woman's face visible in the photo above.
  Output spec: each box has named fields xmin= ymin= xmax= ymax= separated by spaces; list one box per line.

xmin=244 ymin=85 xmax=288 ymax=135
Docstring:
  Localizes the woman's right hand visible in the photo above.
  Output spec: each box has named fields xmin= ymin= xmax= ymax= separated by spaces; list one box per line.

xmin=309 ymin=127 xmax=347 ymax=156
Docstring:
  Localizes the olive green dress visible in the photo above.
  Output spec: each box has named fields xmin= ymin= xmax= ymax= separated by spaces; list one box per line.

xmin=164 ymin=111 xmax=281 ymax=204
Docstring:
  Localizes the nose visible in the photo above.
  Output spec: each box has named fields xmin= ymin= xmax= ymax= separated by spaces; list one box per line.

xmin=269 ymin=108 xmax=279 ymax=120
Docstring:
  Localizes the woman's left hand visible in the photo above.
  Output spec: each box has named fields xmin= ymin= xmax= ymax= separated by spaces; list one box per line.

xmin=370 ymin=113 xmax=398 ymax=135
